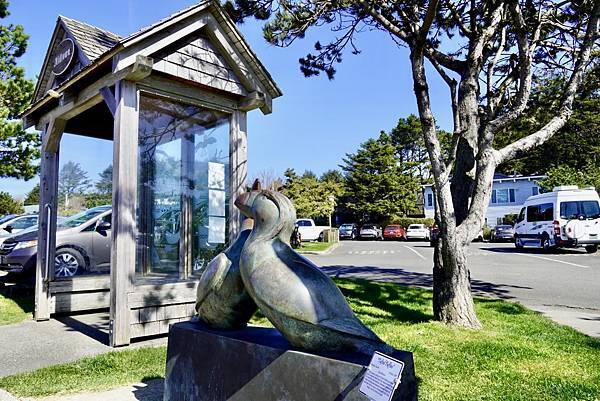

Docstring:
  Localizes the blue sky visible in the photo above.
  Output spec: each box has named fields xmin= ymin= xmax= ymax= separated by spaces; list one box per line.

xmin=1 ymin=0 xmax=453 ymax=199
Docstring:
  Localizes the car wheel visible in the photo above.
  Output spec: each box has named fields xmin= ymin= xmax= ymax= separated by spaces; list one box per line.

xmin=541 ymin=235 xmax=553 ymax=252
xmin=585 ymin=245 xmax=598 ymax=254
xmin=514 ymin=235 xmax=524 ymax=249
xmin=55 ymin=248 xmax=86 ymax=278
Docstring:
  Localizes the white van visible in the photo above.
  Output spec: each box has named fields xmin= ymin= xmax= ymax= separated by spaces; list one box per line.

xmin=514 ymin=186 xmax=600 ymax=253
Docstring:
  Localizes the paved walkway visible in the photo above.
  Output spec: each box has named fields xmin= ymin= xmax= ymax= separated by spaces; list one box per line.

xmin=0 ymin=313 xmax=166 ymax=378
xmin=22 ymin=380 xmax=164 ymax=401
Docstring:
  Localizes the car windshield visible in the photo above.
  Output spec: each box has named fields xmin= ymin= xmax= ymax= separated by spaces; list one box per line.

xmin=362 ymin=225 xmax=375 ymax=229
xmin=560 ymin=200 xmax=600 ymax=220
xmin=408 ymin=224 xmax=423 ymax=229
xmin=340 ymin=224 xmax=353 ymax=229
xmin=497 ymin=225 xmax=512 ymax=229
xmin=58 ymin=206 xmax=111 ymax=229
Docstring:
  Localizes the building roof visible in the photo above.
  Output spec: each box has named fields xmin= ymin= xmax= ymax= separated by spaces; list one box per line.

xmin=26 ymin=0 xmax=282 ymax=120
xmin=59 ymin=16 xmax=122 ymax=62
xmin=422 ymin=174 xmax=545 ymax=188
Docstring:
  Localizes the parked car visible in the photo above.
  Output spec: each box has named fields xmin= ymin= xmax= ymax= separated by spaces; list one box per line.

xmin=339 ymin=223 xmax=359 ymax=240
xmin=383 ymin=224 xmax=406 ymax=241
xmin=406 ymin=224 xmax=430 ymax=241
xmin=0 ymin=205 xmax=112 ymax=283
xmin=491 ymin=225 xmax=515 ymax=242
xmin=0 ymin=214 xmax=39 ymax=245
xmin=514 ymin=186 xmax=600 ymax=253
xmin=359 ymin=224 xmax=382 ymax=240
xmin=295 ymin=218 xmax=330 ymax=242
xmin=429 ymin=224 xmax=484 ymax=246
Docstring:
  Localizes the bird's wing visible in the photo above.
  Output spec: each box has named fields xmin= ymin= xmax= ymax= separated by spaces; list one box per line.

xmin=247 ymin=244 xmax=356 ymax=325
xmin=196 ymin=253 xmax=231 ymax=306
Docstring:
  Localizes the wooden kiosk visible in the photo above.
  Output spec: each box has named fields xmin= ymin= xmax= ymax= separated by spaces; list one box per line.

xmin=21 ymin=1 xmax=281 ymax=346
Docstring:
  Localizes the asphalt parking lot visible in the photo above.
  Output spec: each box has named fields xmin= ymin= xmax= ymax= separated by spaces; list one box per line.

xmin=307 ymin=240 xmax=600 ymax=337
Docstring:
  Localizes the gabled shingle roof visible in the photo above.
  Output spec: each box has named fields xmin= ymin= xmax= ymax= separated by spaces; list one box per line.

xmin=59 ymin=16 xmax=122 ymax=62
xmin=27 ymin=0 xmax=281 ymax=119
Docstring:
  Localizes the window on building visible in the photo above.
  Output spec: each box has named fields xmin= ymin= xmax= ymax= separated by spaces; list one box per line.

xmin=136 ymin=95 xmax=230 ymax=278
xmin=492 ymin=188 xmax=516 ymax=204
xmin=532 ymin=186 xmax=539 ymax=196
xmin=427 ymin=193 xmax=433 ymax=207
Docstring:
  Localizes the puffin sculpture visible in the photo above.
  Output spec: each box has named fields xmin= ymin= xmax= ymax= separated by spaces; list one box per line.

xmin=235 ymin=188 xmax=392 ymax=354
xmin=195 ymin=183 xmax=263 ymax=330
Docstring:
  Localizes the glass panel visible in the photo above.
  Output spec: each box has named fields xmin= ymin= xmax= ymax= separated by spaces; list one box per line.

xmin=496 ymin=189 xmax=509 ymax=203
xmin=136 ymin=95 xmax=230 ymax=277
xmin=539 ymin=203 xmax=554 ymax=221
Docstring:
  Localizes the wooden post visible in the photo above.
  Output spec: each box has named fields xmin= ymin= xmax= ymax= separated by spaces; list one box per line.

xmin=110 ymin=80 xmax=139 ymax=347
xmin=34 ymin=122 xmax=62 ymax=321
xmin=229 ymin=110 xmax=247 ymax=241
xmin=179 ymin=131 xmax=195 ymax=279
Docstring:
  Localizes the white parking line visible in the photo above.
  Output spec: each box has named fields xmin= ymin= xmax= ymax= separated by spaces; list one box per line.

xmin=404 ymin=246 xmax=426 ymax=260
xmin=516 ymin=253 xmax=590 ymax=268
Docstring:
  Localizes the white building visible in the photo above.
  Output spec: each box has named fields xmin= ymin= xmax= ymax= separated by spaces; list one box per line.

xmin=423 ymin=174 xmax=544 ymax=227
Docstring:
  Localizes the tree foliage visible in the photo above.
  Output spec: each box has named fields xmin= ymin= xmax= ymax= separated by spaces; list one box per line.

xmin=24 ymin=183 xmax=39 ymax=205
xmin=58 ymin=161 xmax=91 ymax=207
xmin=497 ymin=64 xmax=600 ymax=175
xmin=0 ymin=191 xmax=23 ymax=215
xmin=0 ymin=0 xmax=38 ymax=179
xmin=95 ymin=164 xmax=112 ymax=195
xmin=83 ymin=193 xmax=112 ymax=209
xmin=389 ymin=115 xmax=453 ymax=185
xmin=341 ymin=132 xmax=420 ymax=222
xmin=538 ymin=164 xmax=600 ymax=193
xmin=281 ymin=168 xmax=344 ymax=219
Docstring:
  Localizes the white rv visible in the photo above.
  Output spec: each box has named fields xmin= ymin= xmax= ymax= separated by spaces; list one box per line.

xmin=514 ymin=186 xmax=600 ymax=253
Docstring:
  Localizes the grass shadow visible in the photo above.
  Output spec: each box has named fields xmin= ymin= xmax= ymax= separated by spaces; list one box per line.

xmin=336 ymin=278 xmax=432 ymax=324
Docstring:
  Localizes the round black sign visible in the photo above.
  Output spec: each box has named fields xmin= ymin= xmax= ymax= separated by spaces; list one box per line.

xmin=52 ymin=38 xmax=76 ymax=76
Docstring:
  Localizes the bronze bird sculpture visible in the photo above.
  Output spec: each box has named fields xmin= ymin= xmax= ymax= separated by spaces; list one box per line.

xmin=195 ymin=217 xmax=258 ymax=330
xmin=235 ymin=189 xmax=392 ymax=354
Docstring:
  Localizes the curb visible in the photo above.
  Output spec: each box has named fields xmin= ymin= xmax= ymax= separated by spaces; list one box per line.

xmin=0 ymin=389 xmax=19 ymax=401
xmin=298 ymin=242 xmax=342 ymax=255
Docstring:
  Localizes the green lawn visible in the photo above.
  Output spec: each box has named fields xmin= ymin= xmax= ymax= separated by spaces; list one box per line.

xmin=1 ymin=279 xmax=599 ymax=400
xmin=298 ymin=241 xmax=335 ymax=252
xmin=0 ymin=292 xmax=33 ymax=326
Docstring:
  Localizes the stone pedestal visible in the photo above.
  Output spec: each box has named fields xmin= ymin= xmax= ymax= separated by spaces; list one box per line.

xmin=164 ymin=321 xmax=417 ymax=401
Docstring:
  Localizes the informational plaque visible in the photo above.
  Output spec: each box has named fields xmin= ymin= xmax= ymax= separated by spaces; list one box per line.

xmin=208 ymin=162 xmax=225 ymax=190
xmin=359 ymin=352 xmax=405 ymax=401
xmin=208 ymin=189 xmax=226 ymax=216
xmin=208 ymin=216 xmax=226 ymax=244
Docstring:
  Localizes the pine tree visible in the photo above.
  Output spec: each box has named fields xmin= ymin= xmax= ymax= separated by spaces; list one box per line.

xmin=0 ymin=0 xmax=38 ymax=179
xmin=341 ymin=132 xmax=420 ymax=222
xmin=58 ymin=162 xmax=91 ymax=208
xmin=95 ymin=164 xmax=113 ymax=195
xmin=24 ymin=183 xmax=39 ymax=205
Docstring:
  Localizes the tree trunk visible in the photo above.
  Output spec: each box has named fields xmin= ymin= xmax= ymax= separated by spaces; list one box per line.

xmin=433 ymin=233 xmax=481 ymax=328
